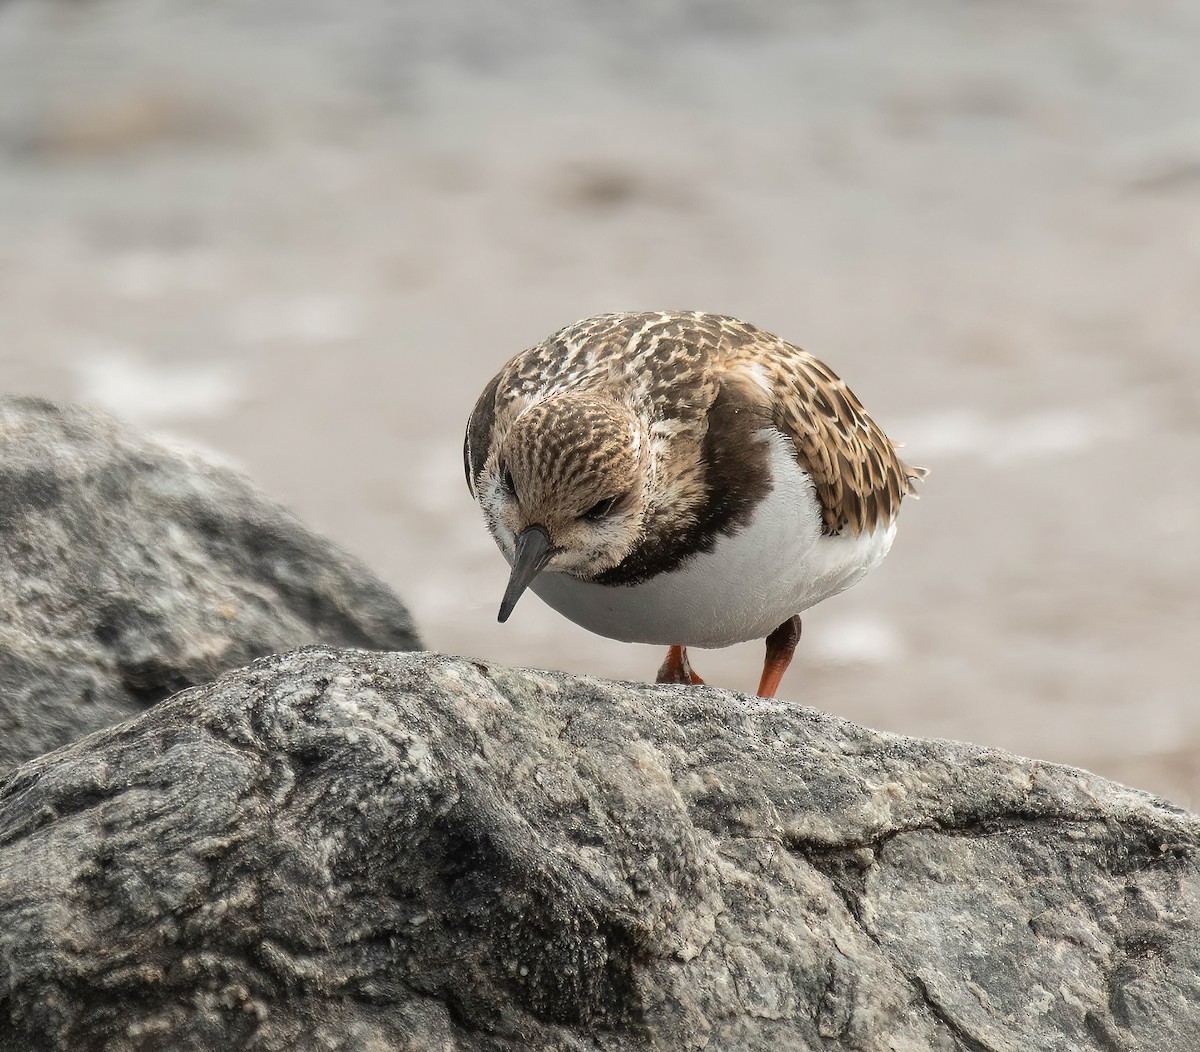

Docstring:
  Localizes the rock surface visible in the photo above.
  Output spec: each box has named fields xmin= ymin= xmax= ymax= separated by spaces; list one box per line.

xmin=1 ymin=646 xmax=1196 ymax=1051
xmin=0 ymin=397 xmax=421 ymax=774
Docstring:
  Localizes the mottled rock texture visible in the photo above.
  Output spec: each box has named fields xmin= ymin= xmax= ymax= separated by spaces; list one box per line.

xmin=1 ymin=647 xmax=1197 ymax=1051
xmin=0 ymin=396 xmax=420 ymax=775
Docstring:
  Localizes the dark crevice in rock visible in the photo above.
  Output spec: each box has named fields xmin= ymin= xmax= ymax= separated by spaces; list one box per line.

xmin=786 ymin=811 xmax=1058 ymax=859
xmin=909 ymin=975 xmax=1002 ymax=1052
xmin=1084 ymin=1011 xmax=1127 ymax=1052
xmin=790 ymin=807 xmax=1197 ymax=886
xmin=115 ymin=657 xmax=199 ymax=707
xmin=0 ymin=782 xmax=137 ymax=847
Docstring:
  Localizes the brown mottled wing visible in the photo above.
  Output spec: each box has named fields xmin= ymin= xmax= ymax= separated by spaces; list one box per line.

xmin=716 ymin=320 xmax=926 ymax=535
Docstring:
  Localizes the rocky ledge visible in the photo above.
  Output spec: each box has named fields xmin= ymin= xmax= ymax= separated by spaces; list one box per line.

xmin=0 ymin=396 xmax=420 ymax=775
xmin=2 ymin=646 xmax=1197 ymax=1051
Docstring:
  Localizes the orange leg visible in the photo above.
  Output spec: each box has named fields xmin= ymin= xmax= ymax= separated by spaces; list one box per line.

xmin=757 ymin=616 xmax=802 ymax=698
xmin=656 ymin=645 xmax=705 ymax=686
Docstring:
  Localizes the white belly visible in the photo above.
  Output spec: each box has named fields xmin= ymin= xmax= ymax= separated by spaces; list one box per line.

xmin=528 ymin=430 xmax=897 ymax=648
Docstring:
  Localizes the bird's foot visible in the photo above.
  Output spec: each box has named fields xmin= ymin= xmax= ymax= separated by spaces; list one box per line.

xmin=758 ymin=615 xmax=802 ymax=698
xmin=656 ymin=645 xmax=705 ymax=686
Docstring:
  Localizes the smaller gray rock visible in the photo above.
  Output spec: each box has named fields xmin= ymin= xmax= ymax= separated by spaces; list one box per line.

xmin=0 ymin=396 xmax=421 ymax=773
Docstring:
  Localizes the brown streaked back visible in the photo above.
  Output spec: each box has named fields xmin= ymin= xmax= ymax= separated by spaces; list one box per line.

xmin=711 ymin=316 xmax=926 ymax=536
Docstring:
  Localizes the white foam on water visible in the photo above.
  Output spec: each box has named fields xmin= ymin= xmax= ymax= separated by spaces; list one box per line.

xmin=230 ymin=296 xmax=359 ymax=344
xmin=73 ymin=347 xmax=244 ymax=424
xmin=895 ymin=407 xmax=1129 ymax=467
xmin=105 ymin=251 xmax=225 ymax=299
xmin=808 ymin=616 xmax=905 ymax=667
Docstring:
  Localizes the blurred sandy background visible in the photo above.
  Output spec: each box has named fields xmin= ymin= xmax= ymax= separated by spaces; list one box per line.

xmin=1 ymin=1 xmax=1197 ymax=804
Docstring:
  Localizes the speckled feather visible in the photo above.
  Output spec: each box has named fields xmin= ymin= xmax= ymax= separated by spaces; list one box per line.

xmin=465 ymin=311 xmax=925 ymax=558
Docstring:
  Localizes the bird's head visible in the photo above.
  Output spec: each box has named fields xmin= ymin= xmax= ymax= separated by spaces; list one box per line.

xmin=478 ymin=392 xmax=651 ymax=621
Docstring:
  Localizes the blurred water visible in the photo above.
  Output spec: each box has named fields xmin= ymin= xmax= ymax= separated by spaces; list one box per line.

xmin=1 ymin=0 xmax=1198 ymax=804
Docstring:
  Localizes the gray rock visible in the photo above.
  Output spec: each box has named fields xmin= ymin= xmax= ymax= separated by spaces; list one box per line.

xmin=1 ymin=646 xmax=1196 ymax=1051
xmin=0 ymin=397 xmax=420 ymax=774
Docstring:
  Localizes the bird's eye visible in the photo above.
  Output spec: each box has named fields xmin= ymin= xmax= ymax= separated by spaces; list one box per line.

xmin=581 ymin=496 xmax=619 ymax=522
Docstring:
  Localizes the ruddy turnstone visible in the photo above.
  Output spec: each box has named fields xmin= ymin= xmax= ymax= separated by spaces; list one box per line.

xmin=464 ymin=311 xmax=926 ymax=697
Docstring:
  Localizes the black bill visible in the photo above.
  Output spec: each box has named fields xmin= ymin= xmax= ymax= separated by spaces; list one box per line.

xmin=498 ymin=525 xmax=555 ymax=623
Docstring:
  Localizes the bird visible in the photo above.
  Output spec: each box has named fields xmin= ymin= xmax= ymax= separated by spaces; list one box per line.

xmin=463 ymin=311 xmax=926 ymax=698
